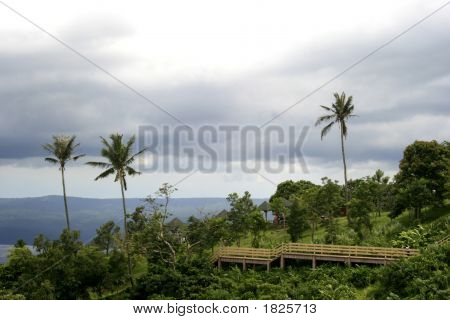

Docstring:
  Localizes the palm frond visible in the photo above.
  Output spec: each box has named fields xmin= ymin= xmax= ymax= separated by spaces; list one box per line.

xmin=315 ymin=115 xmax=335 ymax=126
xmin=320 ymin=105 xmax=332 ymax=112
xmin=344 ymin=95 xmax=353 ymax=107
xmin=126 ymin=147 xmax=147 ymax=166
xmin=126 ymin=135 xmax=136 ymax=151
xmin=126 ymin=166 xmax=141 ymax=176
xmin=86 ymin=161 xmax=111 ymax=169
xmin=66 ymin=135 xmax=77 ymax=149
xmin=94 ymin=168 xmax=115 ymax=181
xmin=44 ymin=157 xmax=59 ymax=164
xmin=101 ymin=148 xmax=112 ymax=160
xmin=42 ymin=144 xmax=55 ymax=153
xmin=333 ymin=92 xmax=341 ymax=102
xmin=100 ymin=136 xmax=113 ymax=150
xmin=320 ymin=122 xmax=335 ymax=140
xmin=72 ymin=154 xmax=85 ymax=161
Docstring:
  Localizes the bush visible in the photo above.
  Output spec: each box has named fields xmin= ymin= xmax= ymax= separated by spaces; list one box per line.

xmin=370 ymin=244 xmax=449 ymax=299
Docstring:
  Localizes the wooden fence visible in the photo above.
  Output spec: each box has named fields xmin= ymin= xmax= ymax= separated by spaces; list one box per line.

xmin=212 ymin=242 xmax=420 ymax=270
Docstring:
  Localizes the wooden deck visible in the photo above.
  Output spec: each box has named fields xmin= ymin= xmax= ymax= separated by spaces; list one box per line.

xmin=212 ymin=243 xmax=420 ymax=271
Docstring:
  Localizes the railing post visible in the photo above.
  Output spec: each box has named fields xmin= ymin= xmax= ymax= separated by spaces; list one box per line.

xmin=345 ymin=256 xmax=351 ymax=267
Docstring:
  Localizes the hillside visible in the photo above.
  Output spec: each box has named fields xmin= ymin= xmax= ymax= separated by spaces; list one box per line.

xmin=239 ymin=201 xmax=450 ymax=248
xmin=0 ymin=196 xmax=265 ymax=243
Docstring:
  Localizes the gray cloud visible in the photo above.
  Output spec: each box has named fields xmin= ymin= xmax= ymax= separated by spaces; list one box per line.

xmin=0 ymin=12 xmax=449 ymax=173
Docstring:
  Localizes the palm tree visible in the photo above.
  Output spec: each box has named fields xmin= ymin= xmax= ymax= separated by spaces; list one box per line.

xmin=315 ymin=92 xmax=357 ymax=202
xmin=86 ymin=133 xmax=146 ymax=286
xmin=43 ymin=135 xmax=85 ymax=231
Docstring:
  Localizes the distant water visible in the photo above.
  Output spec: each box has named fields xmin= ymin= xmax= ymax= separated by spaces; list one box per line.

xmin=0 ymin=245 xmax=35 ymax=264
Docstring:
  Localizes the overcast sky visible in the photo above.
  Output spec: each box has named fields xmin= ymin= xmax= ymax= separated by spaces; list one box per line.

xmin=0 ymin=0 xmax=449 ymax=198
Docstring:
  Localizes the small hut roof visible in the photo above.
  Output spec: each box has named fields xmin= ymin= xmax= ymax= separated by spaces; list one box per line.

xmin=258 ymin=201 xmax=270 ymax=211
xmin=216 ymin=209 xmax=228 ymax=218
xmin=167 ymin=217 xmax=183 ymax=227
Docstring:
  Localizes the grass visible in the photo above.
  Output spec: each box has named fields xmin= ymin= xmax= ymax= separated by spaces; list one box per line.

xmin=237 ymin=202 xmax=450 ymax=249
xmin=238 ymin=211 xmax=393 ymax=248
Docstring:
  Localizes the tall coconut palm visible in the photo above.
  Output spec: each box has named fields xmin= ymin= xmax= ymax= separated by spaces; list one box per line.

xmin=43 ymin=135 xmax=85 ymax=231
xmin=86 ymin=133 xmax=146 ymax=286
xmin=315 ymin=92 xmax=357 ymax=202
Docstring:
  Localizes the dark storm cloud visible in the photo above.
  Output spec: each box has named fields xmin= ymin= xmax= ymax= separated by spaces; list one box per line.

xmin=0 ymin=14 xmax=449 ymax=167
xmin=0 ymin=50 xmax=240 ymax=158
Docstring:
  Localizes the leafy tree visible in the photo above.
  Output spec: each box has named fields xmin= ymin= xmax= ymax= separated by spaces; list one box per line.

xmin=317 ymin=178 xmax=344 ymax=217
xmin=128 ymin=184 xmax=182 ymax=270
xmin=105 ymin=249 xmax=129 ymax=290
xmin=186 ymin=215 xmax=229 ymax=253
xmin=397 ymin=178 xmax=434 ymax=220
xmin=301 ymin=179 xmax=343 ymax=241
xmin=371 ymin=169 xmax=391 ymax=216
xmin=324 ymin=218 xmax=340 ymax=244
xmin=205 ymin=217 xmax=229 ymax=250
xmin=149 ymin=183 xmax=179 ymax=269
xmin=270 ymin=180 xmax=317 ymax=201
xmin=87 ymin=133 xmax=146 ymax=286
xmin=43 ymin=135 xmax=85 ymax=230
xmin=14 ymin=239 xmax=26 ymax=248
xmin=315 ymin=92 xmax=357 ymax=203
xmin=247 ymin=210 xmax=267 ymax=248
xmin=2 ymin=230 xmax=118 ymax=299
xmin=286 ymin=198 xmax=309 ymax=242
xmin=270 ymin=197 xmax=289 ymax=228
xmin=394 ymin=140 xmax=450 ymax=217
xmin=186 ymin=216 xmax=205 ymax=247
xmin=226 ymin=191 xmax=256 ymax=246
xmin=127 ymin=206 xmax=148 ymax=235
xmin=346 ymin=177 xmax=375 ymax=241
xmin=347 ymin=197 xmax=373 ymax=242
xmin=132 ymin=258 xmax=215 ymax=300
xmin=92 ymin=220 xmax=120 ymax=255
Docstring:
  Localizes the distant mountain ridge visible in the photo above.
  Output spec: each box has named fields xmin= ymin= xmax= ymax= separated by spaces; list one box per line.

xmin=0 ymin=196 xmax=266 ymax=244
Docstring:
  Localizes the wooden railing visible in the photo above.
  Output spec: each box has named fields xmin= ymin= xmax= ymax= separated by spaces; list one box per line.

xmin=214 ymin=247 xmax=278 ymax=260
xmin=212 ymin=242 xmax=419 ymax=262
xmin=284 ymin=243 xmax=419 ymax=259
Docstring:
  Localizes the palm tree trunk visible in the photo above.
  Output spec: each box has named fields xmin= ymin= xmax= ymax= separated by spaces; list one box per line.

xmin=340 ymin=123 xmax=349 ymax=221
xmin=340 ymin=123 xmax=348 ymax=196
xmin=120 ymin=177 xmax=134 ymax=287
xmin=60 ymin=167 xmax=70 ymax=230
